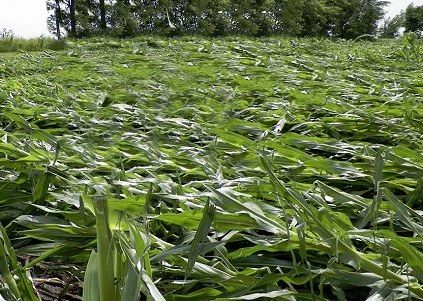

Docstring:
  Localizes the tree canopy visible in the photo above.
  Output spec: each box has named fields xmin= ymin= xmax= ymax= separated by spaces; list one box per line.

xmin=404 ymin=3 xmax=423 ymax=35
xmin=47 ymin=0 xmax=389 ymax=38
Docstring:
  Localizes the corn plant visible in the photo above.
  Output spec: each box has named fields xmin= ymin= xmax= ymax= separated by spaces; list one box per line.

xmin=1 ymin=36 xmax=423 ymax=300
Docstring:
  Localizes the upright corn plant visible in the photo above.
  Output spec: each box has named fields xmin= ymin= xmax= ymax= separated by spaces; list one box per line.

xmin=0 ymin=223 xmax=39 ymax=301
xmin=82 ymin=193 xmax=165 ymax=301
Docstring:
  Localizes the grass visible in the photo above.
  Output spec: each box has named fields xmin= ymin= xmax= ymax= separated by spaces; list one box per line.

xmin=0 ymin=36 xmax=66 ymax=53
xmin=0 ymin=36 xmax=423 ymax=300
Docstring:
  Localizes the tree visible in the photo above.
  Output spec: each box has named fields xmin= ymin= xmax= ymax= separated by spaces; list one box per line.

xmin=379 ymin=13 xmax=404 ymax=38
xmin=404 ymin=4 xmax=423 ymax=34
xmin=346 ymin=0 xmax=388 ymax=38
xmin=251 ymin=0 xmax=276 ymax=36
xmin=319 ymin=0 xmax=387 ymax=39
xmin=45 ymin=0 xmax=389 ymax=38
xmin=69 ymin=0 xmax=76 ymax=35
xmin=228 ymin=0 xmax=275 ymax=36
xmin=46 ymin=0 xmax=76 ymax=37
xmin=299 ymin=0 xmax=327 ymax=37
xmin=46 ymin=0 xmax=63 ymax=39
xmin=149 ymin=0 xmax=230 ymax=36
xmin=110 ymin=0 xmax=139 ymax=37
xmin=47 ymin=0 xmax=111 ymax=37
xmin=99 ymin=0 xmax=107 ymax=30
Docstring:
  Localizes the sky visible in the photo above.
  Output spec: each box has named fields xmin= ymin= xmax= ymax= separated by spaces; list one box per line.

xmin=0 ymin=0 xmax=422 ymax=38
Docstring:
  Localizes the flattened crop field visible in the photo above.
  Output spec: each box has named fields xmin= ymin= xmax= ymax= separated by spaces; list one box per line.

xmin=1 ymin=37 xmax=423 ymax=300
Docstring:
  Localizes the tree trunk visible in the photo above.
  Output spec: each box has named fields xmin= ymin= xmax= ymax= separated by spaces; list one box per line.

xmin=99 ymin=0 xmax=107 ymax=30
xmin=54 ymin=0 xmax=62 ymax=39
xmin=69 ymin=0 xmax=76 ymax=36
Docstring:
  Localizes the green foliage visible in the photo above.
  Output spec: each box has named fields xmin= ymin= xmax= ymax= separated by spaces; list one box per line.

xmin=346 ymin=0 xmax=388 ymax=38
xmin=109 ymin=0 xmax=139 ymax=37
xmin=0 ymin=223 xmax=39 ymax=300
xmin=398 ymin=32 xmax=422 ymax=62
xmin=1 ymin=37 xmax=423 ymax=299
xmin=274 ymin=0 xmax=304 ymax=36
xmin=82 ymin=194 xmax=164 ymax=301
xmin=46 ymin=0 xmax=388 ymax=38
xmin=379 ymin=13 xmax=405 ymax=38
xmin=404 ymin=3 xmax=423 ymax=34
xmin=0 ymin=34 xmax=66 ymax=53
xmin=322 ymin=0 xmax=387 ymax=38
xmin=297 ymin=0 xmax=325 ymax=37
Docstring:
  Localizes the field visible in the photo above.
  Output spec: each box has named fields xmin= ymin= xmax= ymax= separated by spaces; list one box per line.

xmin=1 ymin=36 xmax=423 ymax=300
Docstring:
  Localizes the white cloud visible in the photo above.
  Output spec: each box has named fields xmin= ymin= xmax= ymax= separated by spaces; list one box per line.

xmin=0 ymin=0 xmax=51 ymax=38
xmin=385 ymin=0 xmax=423 ymax=18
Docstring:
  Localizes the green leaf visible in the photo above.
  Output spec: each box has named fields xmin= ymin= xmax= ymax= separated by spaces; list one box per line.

xmin=83 ymin=250 xmax=100 ymax=301
xmin=384 ymin=188 xmax=423 ymax=239
xmin=186 ymin=198 xmax=215 ymax=278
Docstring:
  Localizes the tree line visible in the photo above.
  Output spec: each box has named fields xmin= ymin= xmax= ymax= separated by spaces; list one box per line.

xmin=46 ymin=0 xmax=422 ymax=39
xmin=380 ymin=3 xmax=423 ymax=38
